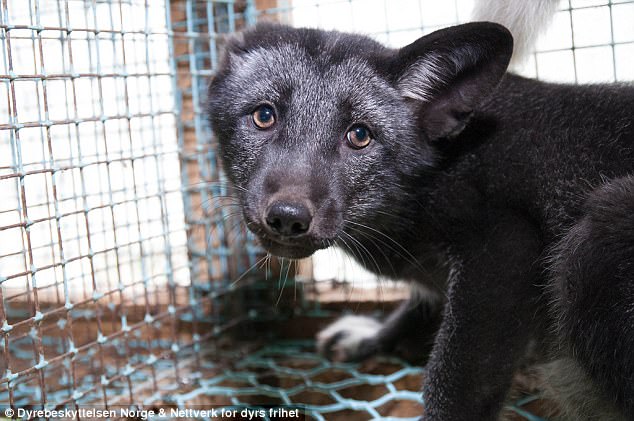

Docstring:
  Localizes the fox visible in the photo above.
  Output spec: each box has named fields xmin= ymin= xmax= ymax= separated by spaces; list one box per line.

xmin=207 ymin=1 xmax=634 ymax=419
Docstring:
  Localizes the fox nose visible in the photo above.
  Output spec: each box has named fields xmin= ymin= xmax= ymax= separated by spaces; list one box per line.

xmin=265 ymin=201 xmax=312 ymax=237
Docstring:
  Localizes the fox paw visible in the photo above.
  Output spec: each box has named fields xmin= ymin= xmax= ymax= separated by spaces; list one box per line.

xmin=316 ymin=315 xmax=382 ymax=362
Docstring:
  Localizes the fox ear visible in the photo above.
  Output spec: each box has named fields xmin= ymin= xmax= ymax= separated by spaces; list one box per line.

xmin=393 ymin=22 xmax=513 ymax=141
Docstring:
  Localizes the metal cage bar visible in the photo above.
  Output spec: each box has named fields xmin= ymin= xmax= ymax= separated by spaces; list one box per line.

xmin=0 ymin=0 xmax=263 ymax=411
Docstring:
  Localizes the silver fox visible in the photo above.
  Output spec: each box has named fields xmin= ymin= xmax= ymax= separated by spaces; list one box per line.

xmin=208 ymin=1 xmax=634 ymax=419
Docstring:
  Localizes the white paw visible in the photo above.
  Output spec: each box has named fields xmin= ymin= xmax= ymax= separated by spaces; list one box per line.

xmin=316 ymin=315 xmax=382 ymax=362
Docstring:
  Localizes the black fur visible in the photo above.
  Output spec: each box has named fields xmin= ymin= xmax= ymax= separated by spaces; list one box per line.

xmin=551 ymin=176 xmax=634 ymax=416
xmin=208 ymin=22 xmax=634 ymax=420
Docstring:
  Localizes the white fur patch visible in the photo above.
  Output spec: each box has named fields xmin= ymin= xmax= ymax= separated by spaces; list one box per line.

xmin=397 ymin=53 xmax=447 ymax=102
xmin=316 ymin=315 xmax=381 ymax=362
xmin=472 ymin=0 xmax=559 ymax=67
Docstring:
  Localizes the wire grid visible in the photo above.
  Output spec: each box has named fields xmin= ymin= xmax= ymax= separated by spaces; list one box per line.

xmin=169 ymin=0 xmax=267 ymax=325
xmin=529 ymin=0 xmax=634 ymax=83
xmin=0 ymin=0 xmax=265 ymax=412
xmin=166 ymin=341 xmax=549 ymax=421
xmin=253 ymin=0 xmax=634 ymax=84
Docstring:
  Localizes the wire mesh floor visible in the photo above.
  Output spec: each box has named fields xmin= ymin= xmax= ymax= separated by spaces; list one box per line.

xmin=1 ymin=323 xmax=554 ymax=420
xmin=180 ymin=340 xmax=552 ymax=421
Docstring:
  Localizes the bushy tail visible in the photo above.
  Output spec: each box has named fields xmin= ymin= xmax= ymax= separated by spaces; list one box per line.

xmin=472 ymin=0 xmax=560 ymax=67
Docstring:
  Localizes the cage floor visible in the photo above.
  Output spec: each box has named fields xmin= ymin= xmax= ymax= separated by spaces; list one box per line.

xmin=172 ymin=340 xmax=552 ymax=421
xmin=2 ymin=334 xmax=553 ymax=420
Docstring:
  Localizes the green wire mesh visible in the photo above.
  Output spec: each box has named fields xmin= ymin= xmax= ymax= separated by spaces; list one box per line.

xmin=165 ymin=340 xmax=549 ymax=421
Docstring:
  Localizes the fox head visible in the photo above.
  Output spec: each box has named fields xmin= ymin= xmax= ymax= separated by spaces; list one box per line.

xmin=208 ymin=23 xmax=512 ymax=259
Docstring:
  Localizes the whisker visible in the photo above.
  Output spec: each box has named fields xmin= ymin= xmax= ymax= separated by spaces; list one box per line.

xmin=345 ymin=220 xmax=429 ymax=276
xmin=333 ymin=235 xmax=360 ymax=302
xmin=206 ymin=213 xmax=246 ymax=248
xmin=278 ymin=257 xmax=285 ymax=290
xmin=342 ymin=229 xmax=388 ymax=306
xmin=276 ymin=259 xmax=294 ymax=307
xmin=230 ymin=254 xmax=269 ymax=287
xmin=345 ymin=221 xmax=448 ymax=300
xmin=340 ymin=228 xmax=385 ymax=277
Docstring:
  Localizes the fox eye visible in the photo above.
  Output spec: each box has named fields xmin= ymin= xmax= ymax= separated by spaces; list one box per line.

xmin=252 ymin=104 xmax=276 ymax=129
xmin=346 ymin=125 xmax=372 ymax=149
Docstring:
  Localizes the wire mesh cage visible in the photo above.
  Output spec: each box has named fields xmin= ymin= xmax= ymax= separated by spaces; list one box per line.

xmin=0 ymin=0 xmax=265 ymax=414
xmin=1 ymin=0 xmax=633 ymax=419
